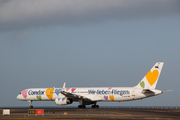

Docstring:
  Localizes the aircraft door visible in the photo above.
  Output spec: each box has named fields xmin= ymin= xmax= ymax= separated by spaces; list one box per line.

xmin=132 ymin=89 xmax=135 ymax=96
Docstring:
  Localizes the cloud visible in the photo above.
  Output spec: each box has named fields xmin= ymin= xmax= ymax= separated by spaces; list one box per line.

xmin=0 ymin=0 xmax=179 ymax=32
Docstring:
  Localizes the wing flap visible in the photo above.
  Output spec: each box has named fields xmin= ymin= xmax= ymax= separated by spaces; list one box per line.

xmin=60 ymin=82 xmax=102 ymax=101
xmin=60 ymin=91 xmax=92 ymax=101
xmin=60 ymin=91 xmax=102 ymax=101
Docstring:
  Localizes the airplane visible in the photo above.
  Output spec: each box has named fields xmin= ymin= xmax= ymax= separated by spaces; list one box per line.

xmin=17 ymin=62 xmax=164 ymax=108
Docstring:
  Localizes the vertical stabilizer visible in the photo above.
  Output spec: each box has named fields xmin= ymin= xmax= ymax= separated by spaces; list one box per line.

xmin=135 ymin=62 xmax=164 ymax=89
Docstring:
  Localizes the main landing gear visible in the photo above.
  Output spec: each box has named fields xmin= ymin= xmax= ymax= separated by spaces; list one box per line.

xmin=91 ymin=105 xmax=99 ymax=108
xmin=78 ymin=105 xmax=86 ymax=108
xmin=78 ymin=105 xmax=99 ymax=108
xmin=78 ymin=100 xmax=99 ymax=108
xmin=28 ymin=100 xmax=33 ymax=108
xmin=91 ymin=102 xmax=99 ymax=108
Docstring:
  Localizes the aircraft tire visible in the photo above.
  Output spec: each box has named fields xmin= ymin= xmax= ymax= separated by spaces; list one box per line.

xmin=78 ymin=105 xmax=81 ymax=108
xmin=91 ymin=105 xmax=99 ymax=108
xmin=78 ymin=105 xmax=86 ymax=108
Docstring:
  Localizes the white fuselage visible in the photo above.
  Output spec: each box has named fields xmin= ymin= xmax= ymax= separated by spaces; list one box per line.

xmin=16 ymin=62 xmax=164 ymax=108
xmin=17 ymin=87 xmax=162 ymax=102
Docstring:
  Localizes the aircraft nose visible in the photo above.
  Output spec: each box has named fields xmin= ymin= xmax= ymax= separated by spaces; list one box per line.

xmin=17 ymin=94 xmax=20 ymax=99
xmin=17 ymin=94 xmax=23 ymax=100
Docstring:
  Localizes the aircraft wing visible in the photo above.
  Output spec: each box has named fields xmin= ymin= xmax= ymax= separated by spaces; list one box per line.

xmin=60 ymin=90 xmax=91 ymax=101
xmin=60 ymin=90 xmax=102 ymax=101
xmin=60 ymin=82 xmax=102 ymax=101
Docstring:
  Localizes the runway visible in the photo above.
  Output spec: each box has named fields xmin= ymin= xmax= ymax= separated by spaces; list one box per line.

xmin=0 ymin=107 xmax=180 ymax=120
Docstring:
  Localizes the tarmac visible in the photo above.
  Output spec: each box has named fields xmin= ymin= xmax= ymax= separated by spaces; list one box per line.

xmin=0 ymin=107 xmax=180 ymax=120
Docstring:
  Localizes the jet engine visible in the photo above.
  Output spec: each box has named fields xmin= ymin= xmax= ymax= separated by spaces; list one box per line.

xmin=55 ymin=97 xmax=73 ymax=105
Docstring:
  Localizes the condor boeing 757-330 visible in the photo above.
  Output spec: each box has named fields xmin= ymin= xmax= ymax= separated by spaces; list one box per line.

xmin=17 ymin=62 xmax=164 ymax=108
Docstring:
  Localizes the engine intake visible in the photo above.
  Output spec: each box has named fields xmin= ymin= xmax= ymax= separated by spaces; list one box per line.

xmin=55 ymin=97 xmax=73 ymax=105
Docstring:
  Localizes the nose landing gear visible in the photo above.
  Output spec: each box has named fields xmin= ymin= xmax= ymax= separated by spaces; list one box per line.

xmin=28 ymin=100 xmax=33 ymax=108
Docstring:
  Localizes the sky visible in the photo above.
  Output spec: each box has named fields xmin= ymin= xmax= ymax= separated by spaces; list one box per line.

xmin=0 ymin=0 xmax=180 ymax=107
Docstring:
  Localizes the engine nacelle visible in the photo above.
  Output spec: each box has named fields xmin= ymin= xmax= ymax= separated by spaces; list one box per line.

xmin=55 ymin=97 xmax=73 ymax=105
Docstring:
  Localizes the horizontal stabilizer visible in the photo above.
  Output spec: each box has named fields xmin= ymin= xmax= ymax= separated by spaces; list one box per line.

xmin=141 ymin=89 xmax=162 ymax=95
xmin=141 ymin=89 xmax=155 ymax=94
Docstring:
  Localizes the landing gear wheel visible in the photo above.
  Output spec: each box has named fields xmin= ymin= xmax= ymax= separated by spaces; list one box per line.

xmin=78 ymin=105 xmax=86 ymax=108
xmin=91 ymin=105 xmax=99 ymax=108
xmin=82 ymin=105 xmax=86 ymax=108
xmin=78 ymin=105 xmax=81 ymax=108
xmin=28 ymin=100 xmax=33 ymax=109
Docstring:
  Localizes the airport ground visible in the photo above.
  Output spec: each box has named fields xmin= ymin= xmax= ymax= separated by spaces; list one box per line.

xmin=0 ymin=107 xmax=180 ymax=120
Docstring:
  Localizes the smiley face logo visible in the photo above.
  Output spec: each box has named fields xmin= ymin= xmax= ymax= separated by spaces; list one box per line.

xmin=109 ymin=95 xmax=114 ymax=101
xmin=36 ymin=95 xmax=41 ymax=100
xmin=46 ymin=88 xmax=54 ymax=100
xmin=71 ymin=88 xmax=76 ymax=92
xmin=22 ymin=90 xmax=28 ymax=99
xmin=140 ymin=81 xmax=145 ymax=88
xmin=146 ymin=70 xmax=159 ymax=86
xmin=104 ymin=95 xmax=108 ymax=100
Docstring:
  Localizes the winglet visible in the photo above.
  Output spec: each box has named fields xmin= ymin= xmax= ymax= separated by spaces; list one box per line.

xmin=63 ymin=82 xmax=66 ymax=89
xmin=60 ymin=82 xmax=66 ymax=92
